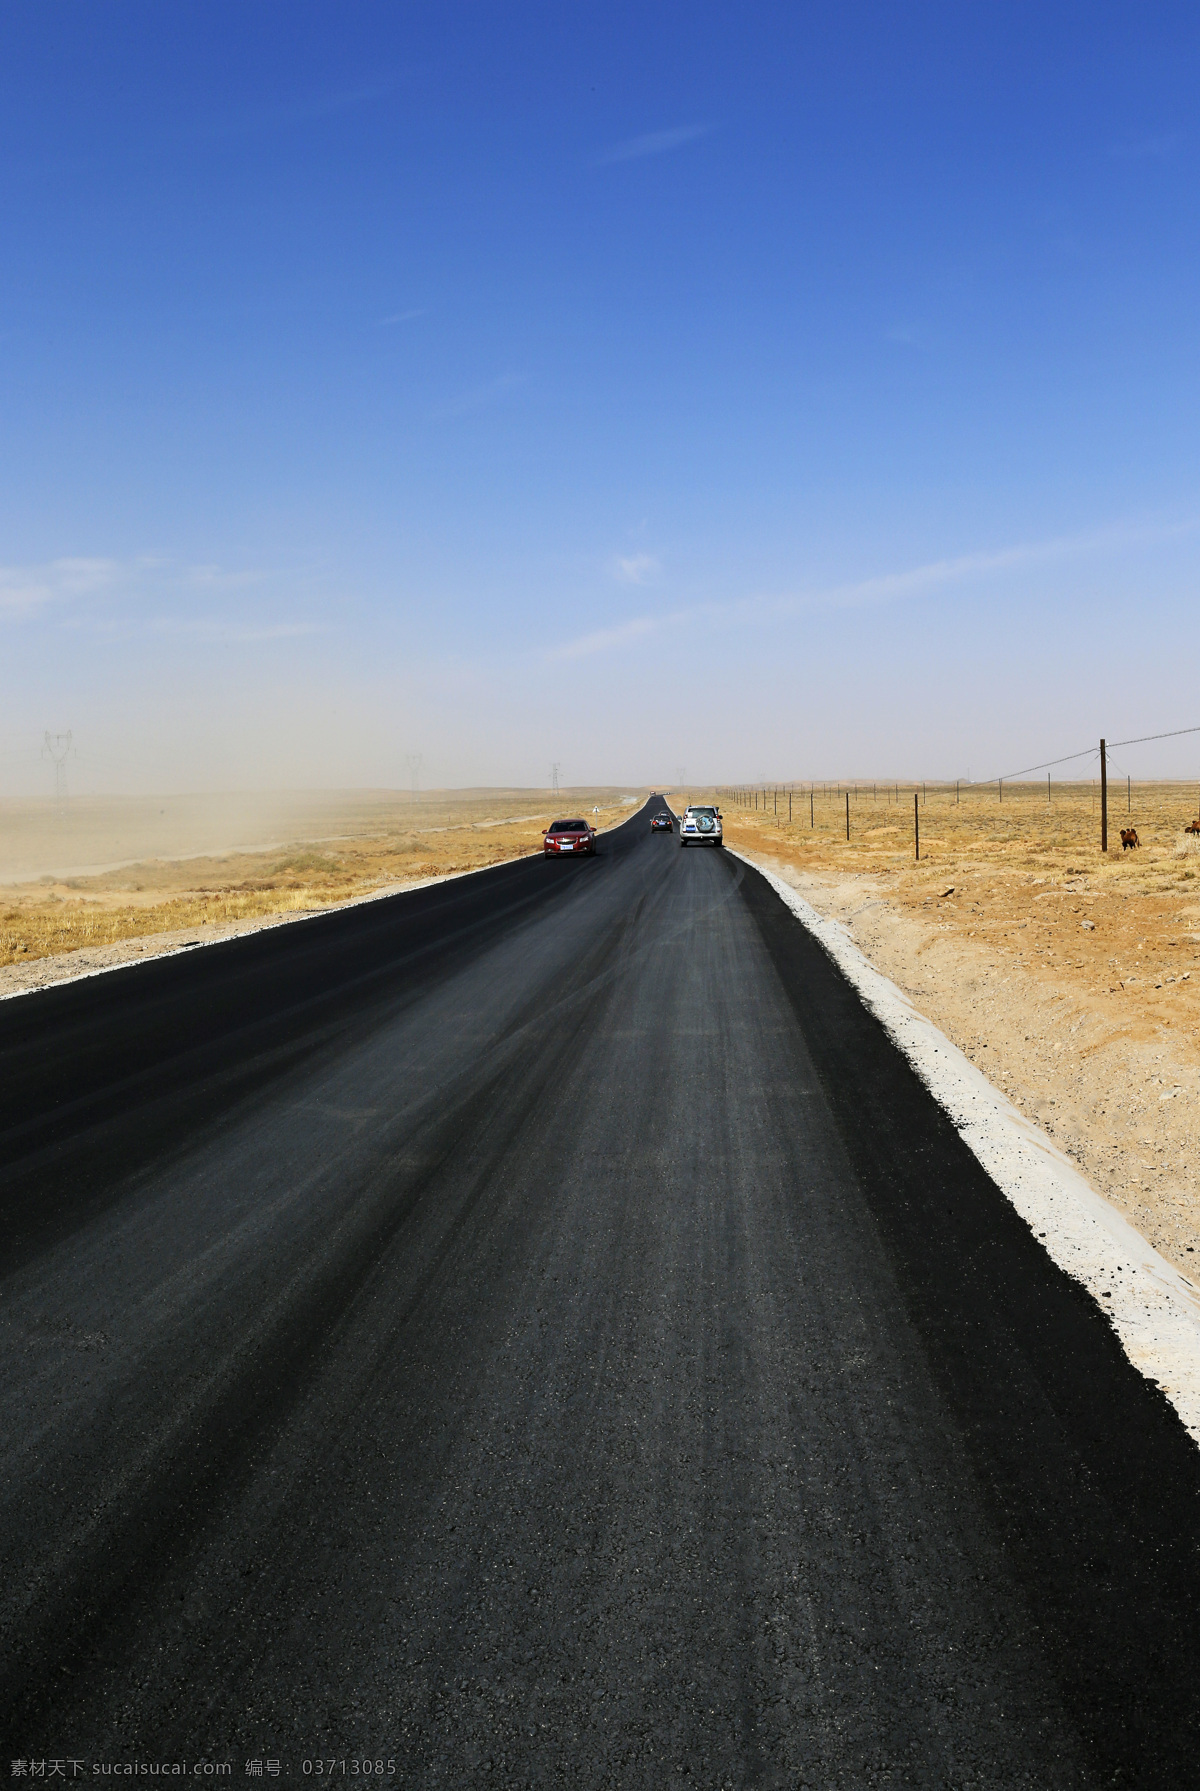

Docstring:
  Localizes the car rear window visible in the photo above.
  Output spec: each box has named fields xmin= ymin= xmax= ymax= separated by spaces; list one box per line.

xmin=550 ymin=820 xmax=588 ymax=832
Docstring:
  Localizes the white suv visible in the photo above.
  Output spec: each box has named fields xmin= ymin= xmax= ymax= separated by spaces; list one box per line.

xmin=680 ymin=805 xmax=724 ymax=847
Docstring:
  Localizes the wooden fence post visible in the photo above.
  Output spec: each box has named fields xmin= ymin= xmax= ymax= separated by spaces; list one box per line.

xmin=914 ymin=792 xmax=920 ymax=861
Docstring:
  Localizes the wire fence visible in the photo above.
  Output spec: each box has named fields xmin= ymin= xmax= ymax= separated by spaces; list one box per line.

xmin=718 ymin=731 xmax=1200 ymax=860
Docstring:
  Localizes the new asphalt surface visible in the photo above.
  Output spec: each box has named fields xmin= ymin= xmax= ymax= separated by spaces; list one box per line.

xmin=4 ymin=799 xmax=1200 ymax=1786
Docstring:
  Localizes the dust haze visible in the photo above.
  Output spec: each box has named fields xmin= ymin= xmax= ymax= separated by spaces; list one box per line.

xmin=0 ymin=788 xmax=651 ymax=888
xmin=0 ymin=787 xmax=653 ymax=986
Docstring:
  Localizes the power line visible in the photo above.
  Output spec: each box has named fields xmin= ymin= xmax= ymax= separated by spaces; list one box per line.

xmin=968 ymin=746 xmax=1099 ymax=784
xmin=1107 ymin=724 xmax=1200 ymax=750
xmin=972 ymin=721 xmax=1200 ymax=787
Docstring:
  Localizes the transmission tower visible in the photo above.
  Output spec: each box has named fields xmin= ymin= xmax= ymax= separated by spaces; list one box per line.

xmin=405 ymin=753 xmax=422 ymax=800
xmin=551 ymin=762 xmax=561 ymax=797
xmin=43 ymin=730 xmax=73 ymax=807
xmin=675 ymin=765 xmax=686 ymax=790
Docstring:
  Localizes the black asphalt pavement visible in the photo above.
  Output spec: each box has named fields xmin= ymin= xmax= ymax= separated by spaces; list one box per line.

xmin=4 ymin=800 xmax=1200 ymax=1786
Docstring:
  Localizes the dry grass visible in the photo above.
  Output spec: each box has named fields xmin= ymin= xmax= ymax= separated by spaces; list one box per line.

xmin=707 ymin=780 xmax=1200 ymax=993
xmin=718 ymin=777 xmax=1199 ymax=870
xmin=0 ymin=788 xmax=645 ymax=969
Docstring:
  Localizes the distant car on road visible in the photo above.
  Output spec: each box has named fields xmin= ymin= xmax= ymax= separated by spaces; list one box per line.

xmin=543 ymin=818 xmax=597 ymax=857
xmin=651 ymin=811 xmax=673 ymax=832
xmin=680 ymin=805 xmax=723 ymax=847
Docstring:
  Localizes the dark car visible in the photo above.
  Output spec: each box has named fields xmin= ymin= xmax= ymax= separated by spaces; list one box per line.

xmin=651 ymin=811 xmax=673 ymax=832
xmin=543 ymin=818 xmax=596 ymax=857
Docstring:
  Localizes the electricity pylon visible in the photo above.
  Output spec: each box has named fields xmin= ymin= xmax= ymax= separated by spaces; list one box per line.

xmin=405 ymin=753 xmax=422 ymax=799
xmin=43 ymin=730 xmax=73 ymax=807
xmin=551 ymin=762 xmax=561 ymax=797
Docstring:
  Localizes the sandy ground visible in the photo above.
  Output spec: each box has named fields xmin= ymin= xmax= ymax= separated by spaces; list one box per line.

xmin=712 ymin=780 xmax=1200 ymax=1280
xmin=0 ymin=787 xmax=636 ymax=884
xmin=0 ymin=787 xmax=647 ymax=978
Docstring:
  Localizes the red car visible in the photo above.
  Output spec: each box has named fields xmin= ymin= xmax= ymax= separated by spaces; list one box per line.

xmin=543 ymin=817 xmax=597 ymax=857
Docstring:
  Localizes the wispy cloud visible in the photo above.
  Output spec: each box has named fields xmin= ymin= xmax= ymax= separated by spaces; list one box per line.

xmin=148 ymin=617 xmax=321 ymax=644
xmin=379 ymin=309 xmax=426 ymax=326
xmin=549 ymin=613 xmax=675 ymax=660
xmin=432 ymin=372 xmax=523 ymax=420
xmin=182 ymin=563 xmax=274 ymax=593
xmin=549 ymin=515 xmax=1200 ymax=660
xmin=0 ymin=556 xmax=126 ymax=616
xmin=210 ymin=80 xmax=396 ymax=139
xmin=1110 ymin=130 xmax=1184 ymax=161
xmin=820 ymin=517 xmax=1197 ymax=605
xmin=612 ymin=553 xmax=661 ymax=585
xmin=1 ymin=554 xmax=314 ymax=643
xmin=591 ymin=124 xmax=711 ymax=167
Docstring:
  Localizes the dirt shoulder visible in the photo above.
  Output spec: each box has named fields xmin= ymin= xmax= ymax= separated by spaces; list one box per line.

xmin=733 ymin=829 xmax=1200 ymax=1280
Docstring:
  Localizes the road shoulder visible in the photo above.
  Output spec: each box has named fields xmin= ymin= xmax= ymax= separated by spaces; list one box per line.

xmin=735 ymin=847 xmax=1200 ymax=1446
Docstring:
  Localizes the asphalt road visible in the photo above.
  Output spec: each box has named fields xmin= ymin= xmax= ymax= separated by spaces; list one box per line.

xmin=4 ymin=800 xmax=1200 ymax=1787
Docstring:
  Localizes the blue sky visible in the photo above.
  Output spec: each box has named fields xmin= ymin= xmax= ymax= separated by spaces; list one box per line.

xmin=4 ymin=1 xmax=1200 ymax=791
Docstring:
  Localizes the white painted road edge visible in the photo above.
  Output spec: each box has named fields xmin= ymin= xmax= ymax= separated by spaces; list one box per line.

xmin=739 ymin=851 xmax=1200 ymax=1445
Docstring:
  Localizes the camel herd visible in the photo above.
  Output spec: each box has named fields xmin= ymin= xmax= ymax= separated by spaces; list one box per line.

xmin=1119 ymin=817 xmax=1200 ymax=849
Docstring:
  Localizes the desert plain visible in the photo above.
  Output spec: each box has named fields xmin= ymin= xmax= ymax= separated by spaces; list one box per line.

xmin=5 ymin=776 xmax=1200 ymax=1281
